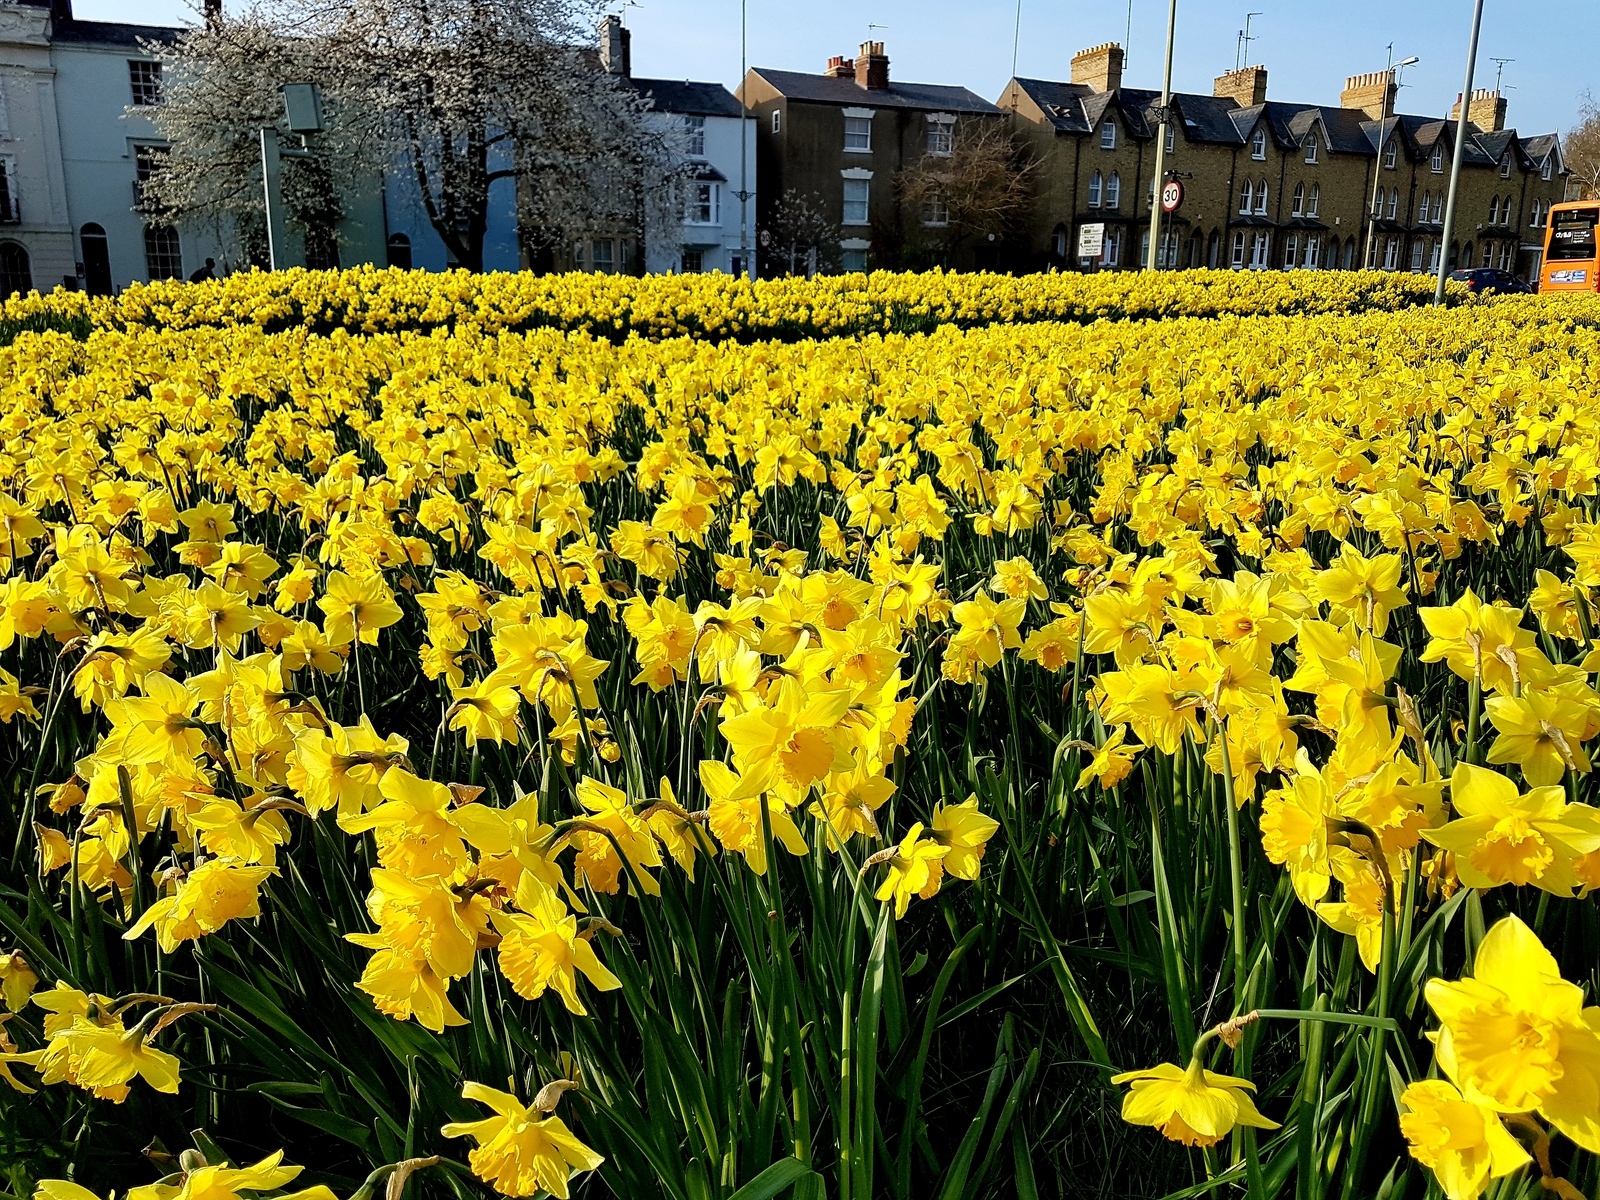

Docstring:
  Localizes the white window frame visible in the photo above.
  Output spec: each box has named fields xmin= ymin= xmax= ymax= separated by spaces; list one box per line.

xmin=1304 ymin=132 xmax=1318 ymax=164
xmin=1239 ymin=178 xmax=1253 ymax=215
xmin=1104 ymin=170 xmax=1120 ymax=210
xmin=1291 ymin=182 xmax=1305 ymax=217
xmin=1251 ymin=128 xmax=1267 ymax=160
xmin=1488 ymin=195 xmax=1500 ymax=225
xmin=1431 ymin=192 xmax=1443 ymax=222
xmin=1283 ymin=232 xmax=1299 ymax=269
xmin=1249 ymin=230 xmax=1271 ymax=270
xmin=841 ymin=169 xmax=872 ymax=225
xmin=685 ymin=180 xmax=720 ymax=225
xmin=1165 ymin=126 xmax=1176 ymax=153
xmin=1542 ymin=156 xmax=1553 ymax=180
xmin=1431 ymin=145 xmax=1444 ymax=172
xmin=1304 ymin=234 xmax=1321 ymax=269
xmin=1308 ymin=182 xmax=1320 ymax=217
xmin=1384 ymin=141 xmax=1397 ymax=169
xmin=684 ymin=115 xmax=706 ymax=158
xmin=1410 ymin=239 xmax=1425 ymax=271
xmin=128 ymin=59 xmax=162 ymax=107
xmin=843 ymin=108 xmax=875 ymax=153
xmin=1230 ymin=229 xmax=1247 ymax=269
xmin=1383 ymin=235 xmax=1401 ymax=271
xmin=1088 ymin=170 xmax=1102 ymax=208
xmin=1254 ymin=178 xmax=1268 ymax=215
xmin=926 ymin=113 xmax=955 ymax=157
xmin=1100 ymin=121 xmax=1116 ymax=150
xmin=1385 ymin=187 xmax=1398 ymax=221
xmin=1428 ymin=240 xmax=1442 ymax=273
xmin=0 ymin=155 xmax=17 ymax=223
xmin=1418 ymin=191 xmax=1431 ymax=224
xmin=1500 ymin=155 xmax=1511 ymax=179
xmin=771 ymin=109 xmax=781 ymax=134
xmin=1102 ymin=226 xmax=1121 ymax=266
xmin=921 ymin=192 xmax=949 ymax=227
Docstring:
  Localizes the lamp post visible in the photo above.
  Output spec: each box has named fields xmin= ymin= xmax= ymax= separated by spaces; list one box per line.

xmin=260 ymin=82 xmax=323 ymax=270
xmin=1433 ymin=0 xmax=1487 ymax=304
xmin=1362 ymin=51 xmax=1418 ymax=271
xmin=734 ymin=0 xmax=753 ymax=280
xmin=1143 ymin=0 xmax=1178 ymax=272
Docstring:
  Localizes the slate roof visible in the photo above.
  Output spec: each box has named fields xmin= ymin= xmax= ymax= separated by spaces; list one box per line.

xmin=1008 ymin=77 xmax=1561 ymax=170
xmin=50 ymin=18 xmax=183 ymax=47
xmin=750 ymin=68 xmax=999 ymax=114
xmin=628 ymin=78 xmax=744 ymax=119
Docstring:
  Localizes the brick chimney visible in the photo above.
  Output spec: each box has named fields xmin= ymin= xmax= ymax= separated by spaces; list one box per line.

xmin=825 ymin=55 xmax=855 ymax=78
xmin=598 ymin=14 xmax=631 ymax=77
xmin=855 ymin=41 xmax=888 ymax=90
xmin=1341 ymin=70 xmax=1396 ymax=121
xmin=1451 ymin=88 xmax=1506 ymax=132
xmin=1214 ymin=65 xmax=1267 ymax=108
xmin=1071 ymin=42 xmax=1124 ymax=93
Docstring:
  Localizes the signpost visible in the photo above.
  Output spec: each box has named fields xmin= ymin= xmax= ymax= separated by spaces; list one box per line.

xmin=1161 ymin=179 xmax=1184 ymax=213
xmin=1077 ymin=223 xmax=1106 ymax=262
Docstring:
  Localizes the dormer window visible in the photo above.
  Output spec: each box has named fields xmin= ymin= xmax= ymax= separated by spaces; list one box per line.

xmin=1431 ymin=145 xmax=1444 ymax=172
xmin=1251 ymin=128 xmax=1267 ymax=159
xmin=1100 ymin=121 xmax=1117 ymax=149
xmin=1384 ymin=141 xmax=1397 ymax=169
xmin=1500 ymin=154 xmax=1511 ymax=178
xmin=1165 ymin=126 xmax=1175 ymax=153
xmin=1542 ymin=156 xmax=1553 ymax=180
xmin=1304 ymin=132 xmax=1318 ymax=163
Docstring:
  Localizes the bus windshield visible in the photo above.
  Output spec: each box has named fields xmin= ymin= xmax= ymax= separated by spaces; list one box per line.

xmin=1548 ymin=209 xmax=1598 ymax=262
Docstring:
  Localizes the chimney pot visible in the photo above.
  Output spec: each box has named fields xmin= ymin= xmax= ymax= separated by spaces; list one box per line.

xmin=826 ymin=54 xmax=854 ymax=78
xmin=1070 ymin=42 xmax=1124 ymax=93
xmin=1213 ymin=65 xmax=1267 ymax=108
xmin=855 ymin=41 xmax=888 ymax=90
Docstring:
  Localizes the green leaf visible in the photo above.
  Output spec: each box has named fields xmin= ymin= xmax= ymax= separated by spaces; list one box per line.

xmin=727 ymin=1158 xmax=822 ymax=1200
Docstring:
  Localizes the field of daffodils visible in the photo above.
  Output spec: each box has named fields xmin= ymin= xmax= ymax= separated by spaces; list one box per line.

xmin=0 ymin=266 xmax=1596 ymax=1200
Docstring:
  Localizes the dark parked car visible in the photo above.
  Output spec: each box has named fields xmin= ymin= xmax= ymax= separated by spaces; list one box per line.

xmin=1448 ymin=267 xmax=1533 ymax=295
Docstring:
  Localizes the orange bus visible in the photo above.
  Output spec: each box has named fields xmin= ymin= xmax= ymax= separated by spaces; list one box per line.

xmin=1540 ymin=200 xmax=1600 ymax=292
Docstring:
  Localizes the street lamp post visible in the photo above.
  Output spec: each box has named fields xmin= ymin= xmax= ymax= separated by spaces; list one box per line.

xmin=1143 ymin=0 xmax=1178 ymax=272
xmin=260 ymin=83 xmax=324 ymax=271
xmin=1433 ymin=0 xmax=1487 ymax=304
xmin=735 ymin=0 xmax=753 ymax=281
xmin=1362 ymin=51 xmax=1418 ymax=271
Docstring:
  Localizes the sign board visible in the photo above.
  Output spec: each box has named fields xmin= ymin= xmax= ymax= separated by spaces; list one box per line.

xmin=758 ymin=229 xmax=772 ymax=248
xmin=1160 ymin=180 xmax=1184 ymax=213
xmin=1077 ymin=222 xmax=1105 ymax=259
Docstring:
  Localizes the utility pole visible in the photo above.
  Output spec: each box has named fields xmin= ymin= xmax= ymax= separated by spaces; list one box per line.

xmin=260 ymin=83 xmax=324 ymax=270
xmin=1362 ymin=49 xmax=1417 ymax=270
xmin=1144 ymin=0 xmax=1178 ymax=271
xmin=736 ymin=0 xmax=751 ymax=280
xmin=1434 ymin=0 xmax=1486 ymax=304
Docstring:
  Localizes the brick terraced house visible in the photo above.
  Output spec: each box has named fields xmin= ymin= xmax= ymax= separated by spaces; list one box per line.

xmin=998 ymin=43 xmax=1568 ymax=278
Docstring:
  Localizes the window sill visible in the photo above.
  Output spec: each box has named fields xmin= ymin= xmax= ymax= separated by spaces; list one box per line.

xmin=842 ymin=220 xmax=872 ymax=227
xmin=921 ymin=222 xmax=949 ymax=228
xmin=843 ymin=147 xmax=873 ymax=154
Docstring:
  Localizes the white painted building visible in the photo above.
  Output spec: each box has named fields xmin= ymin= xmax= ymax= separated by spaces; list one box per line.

xmin=0 ymin=0 xmax=385 ymax=294
xmin=0 ymin=2 xmax=749 ymax=292
xmin=605 ymin=16 xmax=756 ymax=278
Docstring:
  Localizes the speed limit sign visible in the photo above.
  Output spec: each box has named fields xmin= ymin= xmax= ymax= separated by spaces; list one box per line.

xmin=1160 ymin=180 xmax=1184 ymax=213
xmin=758 ymin=229 xmax=772 ymax=247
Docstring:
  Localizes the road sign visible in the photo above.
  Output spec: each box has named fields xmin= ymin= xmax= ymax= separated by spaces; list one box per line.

xmin=1160 ymin=179 xmax=1184 ymax=213
xmin=1077 ymin=222 xmax=1105 ymax=258
xmin=758 ymin=229 xmax=771 ymax=248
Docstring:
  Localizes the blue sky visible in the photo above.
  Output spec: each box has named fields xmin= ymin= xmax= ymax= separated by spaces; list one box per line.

xmin=85 ymin=0 xmax=1594 ymax=136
